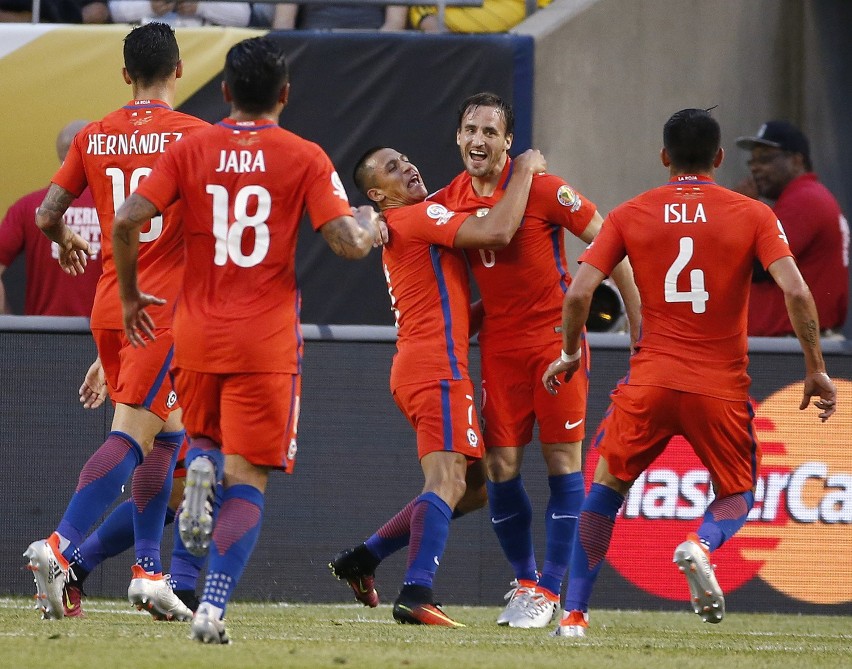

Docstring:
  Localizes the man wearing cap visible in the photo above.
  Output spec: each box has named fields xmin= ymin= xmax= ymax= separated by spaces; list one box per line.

xmin=736 ymin=120 xmax=849 ymax=337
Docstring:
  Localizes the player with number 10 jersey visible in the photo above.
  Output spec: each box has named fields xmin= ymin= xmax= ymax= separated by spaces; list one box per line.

xmin=53 ymin=102 xmax=208 ymax=333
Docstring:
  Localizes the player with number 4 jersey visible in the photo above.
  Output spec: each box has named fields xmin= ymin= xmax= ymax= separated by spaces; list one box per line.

xmin=542 ymin=108 xmax=836 ymax=637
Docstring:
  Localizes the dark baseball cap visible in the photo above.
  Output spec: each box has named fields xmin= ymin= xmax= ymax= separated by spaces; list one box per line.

xmin=735 ymin=120 xmax=810 ymax=158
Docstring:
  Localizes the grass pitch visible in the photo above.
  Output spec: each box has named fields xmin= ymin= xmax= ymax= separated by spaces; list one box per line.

xmin=1 ymin=597 xmax=850 ymax=669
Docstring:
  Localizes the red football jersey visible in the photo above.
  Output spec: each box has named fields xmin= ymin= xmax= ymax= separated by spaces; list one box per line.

xmin=0 ymin=186 xmax=101 ymax=316
xmin=430 ymin=159 xmax=596 ymax=352
xmin=382 ymin=201 xmax=472 ymax=390
xmin=134 ymin=118 xmax=354 ymax=374
xmin=52 ymin=100 xmax=208 ymax=329
xmin=581 ymin=175 xmax=792 ymax=400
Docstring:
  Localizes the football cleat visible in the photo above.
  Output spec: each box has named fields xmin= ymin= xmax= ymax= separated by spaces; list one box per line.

xmin=496 ymin=579 xmax=536 ymax=626
xmin=190 ymin=603 xmax=231 ymax=644
xmin=128 ymin=565 xmax=193 ymax=621
xmin=392 ymin=590 xmax=464 ymax=628
xmin=508 ymin=587 xmax=559 ymax=628
xmin=329 ymin=546 xmax=379 ymax=607
xmin=552 ymin=609 xmax=589 ymax=638
xmin=179 ymin=456 xmax=216 ymax=558
xmin=673 ymin=534 xmax=725 ymax=624
xmin=63 ymin=581 xmax=84 ymax=618
xmin=24 ymin=534 xmax=69 ymax=620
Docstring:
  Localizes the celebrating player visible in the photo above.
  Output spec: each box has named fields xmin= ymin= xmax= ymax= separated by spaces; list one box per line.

xmin=428 ymin=92 xmax=640 ymax=628
xmin=25 ymin=22 xmax=208 ymax=622
xmin=542 ymin=108 xmax=837 ymax=637
xmin=330 ymin=145 xmax=546 ymax=627
xmin=112 ymin=36 xmax=382 ymax=644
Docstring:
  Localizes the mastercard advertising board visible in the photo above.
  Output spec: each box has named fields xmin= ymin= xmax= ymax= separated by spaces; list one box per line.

xmin=588 ymin=374 xmax=852 ymax=611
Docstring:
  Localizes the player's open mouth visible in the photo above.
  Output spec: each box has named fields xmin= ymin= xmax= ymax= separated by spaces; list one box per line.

xmin=469 ymin=149 xmax=487 ymax=163
xmin=408 ymin=174 xmax=421 ymax=188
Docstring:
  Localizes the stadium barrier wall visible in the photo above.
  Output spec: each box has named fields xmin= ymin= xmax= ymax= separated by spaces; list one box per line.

xmin=2 ymin=319 xmax=851 ymax=615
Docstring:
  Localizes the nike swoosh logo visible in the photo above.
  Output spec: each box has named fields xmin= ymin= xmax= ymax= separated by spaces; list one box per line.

xmin=491 ymin=513 xmax=519 ymax=525
xmin=433 ymin=556 xmax=440 ymax=566
xmin=64 ymin=591 xmax=76 ymax=610
xmin=565 ymin=419 xmax=584 ymax=430
xmin=551 ymin=513 xmax=578 ymax=520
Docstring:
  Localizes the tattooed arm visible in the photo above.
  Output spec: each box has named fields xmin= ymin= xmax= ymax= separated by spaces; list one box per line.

xmin=768 ymin=255 xmax=836 ymax=420
xmin=113 ymin=193 xmax=166 ymax=346
xmin=319 ymin=207 xmax=384 ymax=260
xmin=36 ymin=184 xmax=90 ymax=276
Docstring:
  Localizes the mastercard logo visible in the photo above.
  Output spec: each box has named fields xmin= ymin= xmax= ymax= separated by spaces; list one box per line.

xmin=596 ymin=380 xmax=852 ymax=605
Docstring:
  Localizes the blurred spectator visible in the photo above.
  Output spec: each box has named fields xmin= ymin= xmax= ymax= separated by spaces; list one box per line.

xmin=106 ymin=1 xmax=270 ymax=26
xmin=410 ymin=0 xmax=550 ymax=32
xmin=0 ymin=121 xmax=102 ymax=316
xmin=735 ymin=120 xmax=849 ymax=337
xmin=0 ymin=0 xmax=107 ymax=22
xmin=272 ymin=3 xmax=406 ymax=29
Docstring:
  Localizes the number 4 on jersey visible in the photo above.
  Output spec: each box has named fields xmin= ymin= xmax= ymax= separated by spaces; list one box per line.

xmin=664 ymin=236 xmax=709 ymax=314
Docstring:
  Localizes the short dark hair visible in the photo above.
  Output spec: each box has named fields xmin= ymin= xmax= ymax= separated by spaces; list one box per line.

xmin=353 ymin=146 xmax=387 ymax=197
xmin=224 ymin=37 xmax=289 ymax=115
xmin=663 ymin=108 xmax=721 ymax=172
xmin=123 ymin=22 xmax=180 ymax=87
xmin=457 ymin=92 xmax=514 ymax=136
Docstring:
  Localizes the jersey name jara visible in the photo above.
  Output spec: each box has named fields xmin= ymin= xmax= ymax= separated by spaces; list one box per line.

xmin=215 ymin=149 xmax=267 ymax=174
xmin=664 ymin=202 xmax=707 ymax=224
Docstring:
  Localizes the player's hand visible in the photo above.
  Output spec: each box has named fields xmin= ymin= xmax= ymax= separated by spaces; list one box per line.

xmin=121 ymin=292 xmax=166 ymax=348
xmin=57 ymin=231 xmax=92 ymax=276
xmin=79 ymin=357 xmax=107 ymax=409
xmin=542 ymin=357 xmax=580 ymax=395
xmin=514 ymin=149 xmax=547 ymax=176
xmin=353 ymin=205 xmax=387 ymax=247
xmin=800 ymin=371 xmax=837 ymax=422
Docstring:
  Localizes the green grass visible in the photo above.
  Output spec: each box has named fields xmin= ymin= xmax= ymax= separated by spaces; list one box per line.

xmin=2 ymin=597 xmax=850 ymax=669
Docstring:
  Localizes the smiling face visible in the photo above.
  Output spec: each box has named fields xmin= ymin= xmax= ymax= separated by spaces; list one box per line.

xmin=457 ymin=104 xmax=512 ymax=183
xmin=364 ymin=148 xmax=428 ymax=209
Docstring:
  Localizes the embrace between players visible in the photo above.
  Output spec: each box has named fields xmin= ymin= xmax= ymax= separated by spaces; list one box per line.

xmin=24 ymin=21 xmax=836 ymax=644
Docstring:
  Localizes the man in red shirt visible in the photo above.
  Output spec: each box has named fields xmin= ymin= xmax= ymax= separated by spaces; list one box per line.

xmin=428 ymin=92 xmax=640 ymax=628
xmin=329 ymin=145 xmax=545 ymax=627
xmin=0 ymin=121 xmax=101 ymax=316
xmin=542 ymin=108 xmax=837 ymax=637
xmin=24 ymin=22 xmax=207 ymax=623
xmin=735 ymin=121 xmax=849 ymax=336
xmin=113 ymin=37 xmax=382 ymax=644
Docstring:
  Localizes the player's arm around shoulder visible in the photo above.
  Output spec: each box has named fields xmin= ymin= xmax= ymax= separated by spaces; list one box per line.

xmin=453 ymin=149 xmax=547 ymax=250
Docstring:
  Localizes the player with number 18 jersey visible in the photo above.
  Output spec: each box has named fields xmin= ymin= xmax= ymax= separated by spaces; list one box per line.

xmin=133 ymin=118 xmax=353 ymax=468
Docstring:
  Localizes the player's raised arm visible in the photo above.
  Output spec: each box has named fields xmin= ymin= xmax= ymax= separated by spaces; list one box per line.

xmin=36 ymin=184 xmax=91 ymax=276
xmin=452 ymin=149 xmax=547 ymax=250
xmin=767 ymin=255 xmax=837 ymax=420
xmin=112 ymin=193 xmax=167 ymax=346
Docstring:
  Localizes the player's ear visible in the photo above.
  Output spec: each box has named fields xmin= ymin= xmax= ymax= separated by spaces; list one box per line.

xmin=660 ymin=147 xmax=671 ymax=167
xmin=366 ymin=187 xmax=385 ymax=205
xmin=505 ymin=133 xmax=513 ymax=152
xmin=713 ymin=147 xmax=724 ymax=168
xmin=175 ymin=59 xmax=184 ymax=80
xmin=221 ymin=80 xmax=233 ymax=104
xmin=279 ymin=82 xmax=290 ymax=108
xmin=121 ymin=67 xmax=132 ymax=86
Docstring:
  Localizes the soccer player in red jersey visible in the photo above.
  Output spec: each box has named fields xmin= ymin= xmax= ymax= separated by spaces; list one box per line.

xmin=428 ymin=92 xmax=640 ymax=628
xmin=329 ymin=145 xmax=546 ymax=627
xmin=24 ymin=22 xmax=207 ymax=622
xmin=112 ymin=37 xmax=382 ymax=644
xmin=542 ymin=108 xmax=837 ymax=637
